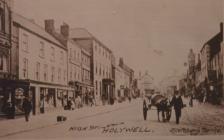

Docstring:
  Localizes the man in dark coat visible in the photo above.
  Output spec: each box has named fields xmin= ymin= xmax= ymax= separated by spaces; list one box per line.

xmin=170 ymin=91 xmax=184 ymax=124
xmin=22 ymin=97 xmax=32 ymax=122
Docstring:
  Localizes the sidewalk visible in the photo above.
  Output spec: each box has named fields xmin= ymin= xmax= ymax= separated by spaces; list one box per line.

xmin=0 ymin=99 xmax=139 ymax=138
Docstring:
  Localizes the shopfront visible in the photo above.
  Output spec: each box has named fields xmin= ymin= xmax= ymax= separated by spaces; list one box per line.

xmin=0 ymin=79 xmax=30 ymax=118
xmin=102 ymin=79 xmax=115 ymax=105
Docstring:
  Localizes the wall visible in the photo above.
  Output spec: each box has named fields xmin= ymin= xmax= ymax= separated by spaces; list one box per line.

xmin=92 ymin=39 xmax=112 ymax=103
xmin=18 ymin=28 xmax=68 ymax=86
xmin=67 ymin=40 xmax=82 ymax=83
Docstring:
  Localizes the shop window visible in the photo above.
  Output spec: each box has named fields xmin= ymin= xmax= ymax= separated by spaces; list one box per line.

xmin=0 ymin=54 xmax=7 ymax=72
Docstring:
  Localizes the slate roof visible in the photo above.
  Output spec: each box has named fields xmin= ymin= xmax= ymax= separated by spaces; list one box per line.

xmin=13 ymin=12 xmax=65 ymax=49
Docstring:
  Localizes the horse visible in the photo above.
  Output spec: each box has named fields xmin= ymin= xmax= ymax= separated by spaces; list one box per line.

xmin=148 ymin=94 xmax=172 ymax=122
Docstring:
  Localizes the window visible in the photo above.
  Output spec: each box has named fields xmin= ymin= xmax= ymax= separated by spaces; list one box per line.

xmin=50 ymin=47 xmax=55 ymax=61
xmin=74 ymin=50 xmax=76 ymax=61
xmin=99 ymin=47 xmax=101 ymax=54
xmin=95 ymin=43 xmax=97 ymax=51
xmin=39 ymin=42 xmax=45 ymax=58
xmin=95 ymin=81 xmax=98 ymax=95
xmin=69 ymin=48 xmax=72 ymax=60
xmin=51 ymin=66 xmax=55 ymax=82
xmin=22 ymin=58 xmax=28 ymax=78
xmin=43 ymin=64 xmax=48 ymax=81
xmin=74 ymin=67 xmax=77 ymax=79
xmin=36 ymin=62 xmax=40 ymax=81
xmin=95 ymin=62 xmax=97 ymax=75
xmin=0 ymin=8 xmax=4 ymax=32
xmin=99 ymin=64 xmax=102 ymax=76
xmin=70 ymin=67 xmax=73 ymax=81
xmin=64 ymin=70 xmax=66 ymax=82
xmin=60 ymin=51 xmax=64 ymax=64
xmin=58 ymin=68 xmax=61 ymax=82
xmin=0 ymin=54 xmax=8 ymax=72
xmin=77 ymin=52 xmax=80 ymax=61
xmin=22 ymin=33 xmax=28 ymax=52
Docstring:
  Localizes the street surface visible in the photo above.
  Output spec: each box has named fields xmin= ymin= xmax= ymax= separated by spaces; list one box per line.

xmin=1 ymin=98 xmax=224 ymax=139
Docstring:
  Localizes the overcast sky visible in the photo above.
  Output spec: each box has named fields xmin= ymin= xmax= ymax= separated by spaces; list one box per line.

xmin=13 ymin=0 xmax=223 ymax=84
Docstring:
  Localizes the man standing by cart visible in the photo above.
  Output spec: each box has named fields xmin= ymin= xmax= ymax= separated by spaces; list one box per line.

xmin=170 ymin=91 xmax=184 ymax=124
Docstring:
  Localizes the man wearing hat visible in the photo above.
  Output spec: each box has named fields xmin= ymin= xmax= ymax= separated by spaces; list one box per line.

xmin=170 ymin=90 xmax=184 ymax=124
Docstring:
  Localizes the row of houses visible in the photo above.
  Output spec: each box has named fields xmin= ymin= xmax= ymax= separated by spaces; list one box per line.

xmin=179 ymin=22 xmax=224 ymax=104
xmin=0 ymin=0 xmax=135 ymax=117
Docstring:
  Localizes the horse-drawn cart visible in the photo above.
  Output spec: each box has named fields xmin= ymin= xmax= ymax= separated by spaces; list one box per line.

xmin=143 ymin=94 xmax=172 ymax=122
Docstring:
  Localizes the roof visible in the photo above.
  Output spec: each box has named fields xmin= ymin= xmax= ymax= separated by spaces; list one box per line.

xmin=12 ymin=12 xmax=65 ymax=49
xmin=201 ymin=23 xmax=223 ymax=54
xmin=69 ymin=28 xmax=93 ymax=39
xmin=70 ymin=28 xmax=112 ymax=53
xmin=201 ymin=32 xmax=223 ymax=59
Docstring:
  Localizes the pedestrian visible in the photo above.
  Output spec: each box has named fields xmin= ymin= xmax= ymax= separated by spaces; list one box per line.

xmin=189 ymin=87 xmax=195 ymax=107
xmin=40 ymin=94 xmax=44 ymax=114
xmin=170 ymin=91 xmax=184 ymax=124
xmin=67 ymin=97 xmax=72 ymax=110
xmin=22 ymin=96 xmax=32 ymax=122
xmin=70 ymin=98 xmax=75 ymax=110
xmin=89 ymin=93 xmax=94 ymax=107
xmin=143 ymin=96 xmax=149 ymax=121
xmin=202 ymin=87 xmax=207 ymax=104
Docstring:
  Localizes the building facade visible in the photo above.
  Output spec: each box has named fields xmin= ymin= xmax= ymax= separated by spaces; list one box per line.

xmin=0 ymin=0 xmax=14 ymax=117
xmin=69 ymin=28 xmax=114 ymax=105
xmin=11 ymin=13 xmax=69 ymax=115
xmin=67 ymin=39 xmax=82 ymax=99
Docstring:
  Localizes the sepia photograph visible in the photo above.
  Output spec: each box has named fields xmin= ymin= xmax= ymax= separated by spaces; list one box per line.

xmin=0 ymin=0 xmax=224 ymax=139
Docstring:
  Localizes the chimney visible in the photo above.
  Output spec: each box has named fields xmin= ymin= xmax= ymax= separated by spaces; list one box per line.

xmin=220 ymin=22 xmax=223 ymax=33
xmin=220 ymin=22 xmax=223 ymax=41
xmin=45 ymin=19 xmax=55 ymax=34
xmin=60 ymin=23 xmax=69 ymax=38
xmin=119 ymin=57 xmax=124 ymax=67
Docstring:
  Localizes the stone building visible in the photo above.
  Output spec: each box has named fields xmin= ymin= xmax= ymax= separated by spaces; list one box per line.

xmin=11 ymin=13 xmax=69 ymax=115
xmin=69 ymin=28 xmax=114 ymax=105
xmin=0 ymin=0 xmax=14 ymax=117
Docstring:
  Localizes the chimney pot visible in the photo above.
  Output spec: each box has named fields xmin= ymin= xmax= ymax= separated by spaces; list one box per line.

xmin=45 ymin=19 xmax=55 ymax=34
xmin=60 ymin=23 xmax=69 ymax=38
xmin=220 ymin=22 xmax=223 ymax=33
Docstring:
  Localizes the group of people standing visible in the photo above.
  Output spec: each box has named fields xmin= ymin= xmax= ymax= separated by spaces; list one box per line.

xmin=190 ymin=84 xmax=221 ymax=106
xmin=66 ymin=91 xmax=95 ymax=110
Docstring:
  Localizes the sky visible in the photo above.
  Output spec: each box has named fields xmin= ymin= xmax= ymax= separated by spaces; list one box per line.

xmin=13 ymin=0 xmax=223 ymax=84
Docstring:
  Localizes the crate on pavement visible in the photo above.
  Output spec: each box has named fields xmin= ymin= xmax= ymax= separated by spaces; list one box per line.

xmin=57 ymin=115 xmax=67 ymax=122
